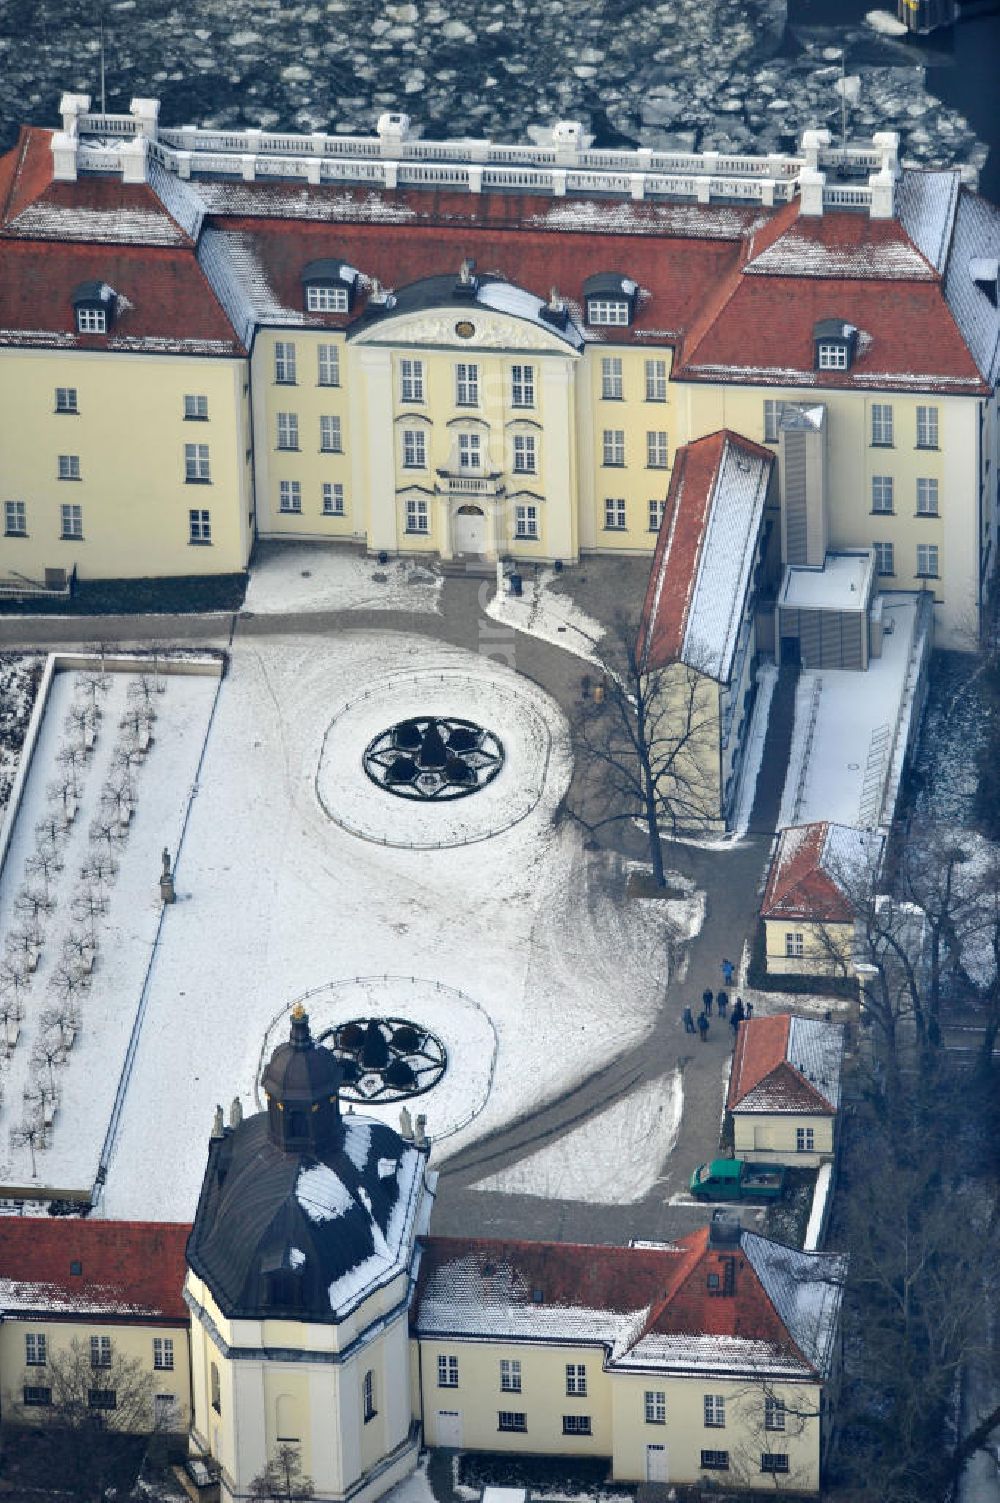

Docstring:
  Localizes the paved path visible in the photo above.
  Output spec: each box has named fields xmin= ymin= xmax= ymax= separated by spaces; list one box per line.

xmin=0 ymin=562 xmax=798 ymax=1247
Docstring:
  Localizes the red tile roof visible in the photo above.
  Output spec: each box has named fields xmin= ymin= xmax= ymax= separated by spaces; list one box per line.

xmin=727 ymin=1015 xmax=840 ymax=1115
xmin=0 ymin=1219 xmax=190 ymax=1322
xmin=761 ymin=822 xmax=854 ymax=922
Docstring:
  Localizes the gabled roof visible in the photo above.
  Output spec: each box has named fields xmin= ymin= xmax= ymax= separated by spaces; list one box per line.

xmin=640 ymin=431 xmax=773 ymax=682
xmin=0 ymin=1219 xmax=189 ymax=1322
xmin=415 ymin=1228 xmax=846 ymax=1380
xmin=762 ymin=822 xmax=883 ymax=923
xmin=727 ymin=1014 xmax=844 ymax=1114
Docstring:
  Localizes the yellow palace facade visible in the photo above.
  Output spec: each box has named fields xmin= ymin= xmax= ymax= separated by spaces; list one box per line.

xmin=0 ymin=97 xmax=998 ymax=648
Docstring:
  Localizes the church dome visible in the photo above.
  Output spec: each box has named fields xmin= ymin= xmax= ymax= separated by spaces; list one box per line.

xmin=186 ymin=1010 xmax=428 ymax=1324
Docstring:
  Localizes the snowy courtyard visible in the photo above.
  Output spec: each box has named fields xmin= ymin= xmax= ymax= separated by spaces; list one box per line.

xmin=96 ymin=631 xmax=677 ymax=1223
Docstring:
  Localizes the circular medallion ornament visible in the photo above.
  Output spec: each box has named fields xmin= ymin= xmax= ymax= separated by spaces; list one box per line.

xmin=317 ymin=1016 xmax=447 ymax=1103
xmin=455 ymin=319 xmax=476 ymax=339
xmin=363 ymin=715 xmax=504 ymax=801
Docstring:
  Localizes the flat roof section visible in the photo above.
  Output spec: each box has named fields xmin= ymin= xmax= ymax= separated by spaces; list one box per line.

xmin=779 ymin=551 xmax=874 ymax=614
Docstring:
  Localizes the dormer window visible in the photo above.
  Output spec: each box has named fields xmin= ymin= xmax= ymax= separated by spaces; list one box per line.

xmin=583 ymin=273 xmax=638 ymax=328
xmin=301 ymin=259 xmax=359 ymax=316
xmin=72 ymin=281 xmax=115 ymax=336
xmin=813 ymin=318 xmax=856 ymax=372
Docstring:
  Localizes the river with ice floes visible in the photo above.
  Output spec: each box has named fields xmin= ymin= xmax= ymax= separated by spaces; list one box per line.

xmin=0 ymin=0 xmax=996 ymax=192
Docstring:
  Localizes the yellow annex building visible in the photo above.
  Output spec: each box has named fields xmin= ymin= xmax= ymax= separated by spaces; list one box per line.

xmin=0 ymin=95 xmax=998 ymax=649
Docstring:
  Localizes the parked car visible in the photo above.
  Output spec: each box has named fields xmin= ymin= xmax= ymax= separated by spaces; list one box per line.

xmin=689 ymin=1158 xmax=785 ymax=1201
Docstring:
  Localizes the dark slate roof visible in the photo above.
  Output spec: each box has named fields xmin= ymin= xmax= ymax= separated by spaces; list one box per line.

xmin=187 ymin=1111 xmax=425 ymax=1323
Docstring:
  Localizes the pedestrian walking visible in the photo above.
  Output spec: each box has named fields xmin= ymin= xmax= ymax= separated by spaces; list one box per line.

xmin=731 ymin=997 xmax=745 ymax=1026
xmin=745 ymin=999 xmax=754 ymax=1019
xmin=729 ymin=1010 xmax=740 ymax=1038
xmin=702 ymin=988 xmax=714 ymax=1016
xmin=721 ymin=957 xmax=735 ymax=987
xmin=682 ymin=1005 xmax=696 ymax=1035
xmin=697 ymin=1011 xmax=709 ymax=1042
xmin=716 ymin=990 xmax=728 ymax=1018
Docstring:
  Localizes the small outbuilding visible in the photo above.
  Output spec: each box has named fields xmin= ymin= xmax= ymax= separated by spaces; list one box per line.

xmin=761 ymin=822 xmax=884 ymax=976
xmin=727 ymin=1013 xmax=845 ymax=1166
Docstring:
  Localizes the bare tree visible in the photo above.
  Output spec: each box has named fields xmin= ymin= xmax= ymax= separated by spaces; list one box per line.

xmin=0 ymin=957 xmax=31 ymax=1012
xmin=6 ymin=925 xmax=41 ymax=972
xmin=63 ymin=927 xmax=98 ymax=974
xmin=0 ymin=986 xmax=25 ymax=1055
xmin=31 ymin=1030 xmax=66 ymax=1094
xmin=569 ymin=618 xmax=721 ymax=887
xmin=35 ymin=810 xmax=69 ymax=847
xmin=24 ymin=1068 xmax=59 ymax=1127
xmin=65 ymin=698 xmax=100 ymax=755
xmin=49 ymin=960 xmax=91 ymax=1006
xmin=57 ymin=741 xmax=88 ymax=780
xmin=15 ymin=882 xmax=55 ymax=929
xmin=119 ymin=699 xmax=155 ymax=749
xmin=9 ymin=1110 xmax=46 ymax=1177
xmin=80 ymin=853 xmax=118 ymax=893
xmin=89 ymin=812 xmax=125 ymax=856
xmin=41 ymin=1000 xmax=81 ymax=1051
xmin=249 ymin=1445 xmax=316 ymax=1503
xmin=71 ymin=887 xmax=108 ymax=941
xmin=25 ymin=843 xmax=62 ymax=897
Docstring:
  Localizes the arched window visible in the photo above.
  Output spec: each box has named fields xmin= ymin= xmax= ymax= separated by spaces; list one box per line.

xmin=363 ymin=1369 xmax=376 ymax=1423
xmin=210 ymin=1362 xmax=221 ymax=1414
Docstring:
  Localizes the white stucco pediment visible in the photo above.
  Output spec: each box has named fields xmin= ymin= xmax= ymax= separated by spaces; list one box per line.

xmin=350 ymin=307 xmax=580 ymax=356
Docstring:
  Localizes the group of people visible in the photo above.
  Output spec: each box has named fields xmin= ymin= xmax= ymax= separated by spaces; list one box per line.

xmin=682 ymin=958 xmax=752 ymax=1041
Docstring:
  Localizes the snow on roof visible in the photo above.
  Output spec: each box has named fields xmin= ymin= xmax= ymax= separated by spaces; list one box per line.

xmin=197 ymin=226 xmax=270 ymax=349
xmin=897 ymin=168 xmax=961 ymax=275
xmin=761 ymin=821 xmax=884 ymax=923
xmin=742 ymin=1232 xmax=846 ymax=1379
xmin=297 ymin=1162 xmax=354 ymax=1223
xmin=620 ymin=1330 xmax=815 ymax=1379
xmin=3 ymin=201 xmax=191 ymax=246
xmin=149 ymin=155 xmax=206 ymax=242
xmin=191 ymin=181 xmax=419 ymax=225
xmin=476 ymin=279 xmax=584 ymax=349
xmin=779 ymin=552 xmax=874 ymax=613
xmin=745 ymin=222 xmax=936 ymax=279
xmin=728 ymin=1013 xmax=844 ymax=1115
xmin=788 ymin=1016 xmax=844 ymax=1111
xmin=325 ymin=1137 xmax=423 ymax=1318
xmin=943 ymin=190 xmax=1000 ymax=387
xmin=526 ymin=198 xmax=765 ymax=240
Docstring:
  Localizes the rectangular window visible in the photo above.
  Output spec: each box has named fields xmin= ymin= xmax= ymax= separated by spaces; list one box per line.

xmin=764 ymin=399 xmax=785 ymax=443
xmin=277 ymin=412 xmax=299 ymax=451
xmin=77 ymin=307 xmax=107 ymax=334
xmin=307 ymin=284 xmax=348 ymax=313
xmin=88 ymin=1389 xmax=117 ymax=1411
xmin=872 ymin=475 xmax=894 ymax=514
xmin=401 ymin=358 xmax=424 ymax=403
xmin=515 ymin=505 xmax=538 ymax=540
xmin=320 ymin=415 xmax=342 ymax=453
xmin=58 ymin=454 xmax=81 ymax=481
xmin=25 ymin=1333 xmax=47 ymax=1366
xmin=818 ymin=342 xmax=848 ymax=370
xmin=761 ymin=1454 xmax=790 ymax=1475
xmin=602 ymin=430 xmax=625 ymax=467
xmin=511 ymin=364 xmax=535 ymax=408
xmin=765 ymin=1397 xmax=786 ymax=1432
xmin=498 ymin=1411 xmax=527 ymax=1432
xmin=796 ymin=1126 xmax=815 ymax=1153
xmin=184 ymin=443 xmax=211 ymax=482
xmin=274 ymin=341 xmax=297 ymax=384
xmin=588 ymin=299 xmax=628 ymax=326
xmin=917 ymin=543 xmax=939 ymax=578
xmin=648 ymin=499 xmax=666 ymax=532
xmin=563 ymin=1415 xmax=592 ymax=1435
xmin=872 ymin=403 xmax=894 ymax=446
xmin=279 ymin=480 xmax=302 ymax=513
xmin=565 ymin=1364 xmax=587 ymax=1397
xmin=500 ymin=1359 xmax=522 ymax=1393
xmin=23 ymin=1386 xmax=52 ymax=1407
xmin=513 ymin=434 xmax=536 ymax=474
xmin=90 ymin=1336 xmax=112 ymax=1369
xmin=916 ymin=478 xmax=939 ymax=516
xmin=322 ymin=482 xmax=345 ymax=516
xmin=601 ymin=357 xmax=623 ymax=400
xmin=405 ymin=499 xmax=429 ymax=535
xmin=55 ymin=387 xmax=78 ymax=414
xmin=318 ymin=344 xmax=340 ymax=387
xmin=189 ymin=508 xmax=212 ymax=545
xmin=153 ymin=1337 xmax=174 ymax=1371
xmin=916 ymin=405 xmax=939 ymax=449
xmin=604 ymin=498 xmax=626 ymax=531
xmin=437 ymin=1355 xmax=459 ymax=1388
xmin=645 ymin=359 xmax=667 ymax=402
xmin=704 ymin=1395 xmax=725 ymax=1428
xmin=873 ymin=541 xmax=894 ymax=576
xmin=644 ymin=1391 xmax=666 ymax=1425
xmin=4 ymin=500 xmax=27 ymax=536
xmin=60 ymin=503 xmax=83 ymax=540
xmin=784 ymin=931 xmax=804 ymax=958
xmin=403 ymin=429 xmax=427 ymax=469
xmin=183 ymin=394 xmax=208 ymax=420
xmin=363 ymin=1369 xmax=376 ymax=1422
xmin=458 ymin=433 xmax=481 ymax=471
xmin=647 ymin=431 xmax=668 ymax=468
xmin=456 ymin=363 xmax=479 ymax=407
xmin=700 ymin=1451 xmax=730 ymax=1471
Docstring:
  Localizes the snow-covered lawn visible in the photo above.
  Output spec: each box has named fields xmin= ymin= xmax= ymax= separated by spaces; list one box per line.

xmin=243 ymin=543 xmax=443 ymax=616
xmin=99 ymin=631 xmax=675 ymax=1222
xmin=485 ymin=567 xmax=605 ymax=665
xmin=0 ymin=666 xmax=218 ymax=1196
xmin=472 ymin=1071 xmax=683 ymax=1204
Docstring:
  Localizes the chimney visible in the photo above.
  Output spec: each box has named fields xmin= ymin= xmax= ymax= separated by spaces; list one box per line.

xmin=708 ymin=1210 xmax=742 ymax=1250
xmin=376 ymin=111 xmax=411 ymax=157
xmin=779 ymin=403 xmax=828 ymax=567
xmin=129 ymin=96 xmax=160 ymax=140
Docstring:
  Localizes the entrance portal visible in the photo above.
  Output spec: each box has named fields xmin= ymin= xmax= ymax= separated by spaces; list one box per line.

xmin=453 ymin=504 xmax=486 ymax=555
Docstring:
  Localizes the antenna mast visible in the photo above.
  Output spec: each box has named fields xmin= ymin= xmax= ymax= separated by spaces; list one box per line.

xmin=99 ymin=3 xmax=106 ymax=115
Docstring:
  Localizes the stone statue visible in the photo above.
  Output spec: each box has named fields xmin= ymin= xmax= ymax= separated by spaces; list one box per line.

xmin=414 ymin=1113 xmax=427 ymax=1147
xmin=161 ymin=847 xmax=172 ymax=879
xmin=229 ymin=1097 xmax=243 ymax=1128
xmin=399 ymin=1106 xmax=414 ymax=1141
xmin=211 ymin=1104 xmax=225 ymax=1139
